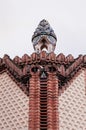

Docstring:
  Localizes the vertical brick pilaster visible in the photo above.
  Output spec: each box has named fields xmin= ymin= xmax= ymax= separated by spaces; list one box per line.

xmin=29 ymin=69 xmax=59 ymax=130
xmin=47 ymin=72 xmax=59 ymax=130
xmin=85 ymin=69 xmax=86 ymax=95
xmin=29 ymin=72 xmax=40 ymax=130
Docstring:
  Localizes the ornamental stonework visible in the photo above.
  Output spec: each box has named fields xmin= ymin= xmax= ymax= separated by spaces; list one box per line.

xmin=0 ymin=20 xmax=86 ymax=130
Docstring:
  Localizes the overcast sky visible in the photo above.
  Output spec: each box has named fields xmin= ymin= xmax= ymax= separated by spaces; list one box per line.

xmin=0 ymin=0 xmax=86 ymax=59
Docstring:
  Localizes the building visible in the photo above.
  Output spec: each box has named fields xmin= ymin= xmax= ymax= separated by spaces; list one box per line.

xmin=0 ymin=19 xmax=86 ymax=130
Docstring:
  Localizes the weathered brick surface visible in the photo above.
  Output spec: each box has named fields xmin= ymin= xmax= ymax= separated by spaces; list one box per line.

xmin=0 ymin=52 xmax=86 ymax=130
xmin=47 ymin=73 xmax=59 ymax=130
xmin=29 ymin=71 xmax=59 ymax=130
xmin=29 ymin=72 xmax=40 ymax=130
xmin=59 ymin=70 xmax=86 ymax=130
xmin=0 ymin=72 xmax=28 ymax=130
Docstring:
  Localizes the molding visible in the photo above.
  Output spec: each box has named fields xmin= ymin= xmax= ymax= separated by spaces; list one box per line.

xmin=0 ymin=52 xmax=86 ymax=96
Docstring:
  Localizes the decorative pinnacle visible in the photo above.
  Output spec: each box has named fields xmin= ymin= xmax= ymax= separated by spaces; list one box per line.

xmin=32 ymin=19 xmax=57 ymax=41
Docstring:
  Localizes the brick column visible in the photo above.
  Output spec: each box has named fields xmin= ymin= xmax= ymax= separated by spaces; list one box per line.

xmin=47 ymin=72 xmax=59 ymax=130
xmin=85 ymin=69 xmax=86 ymax=95
xmin=29 ymin=72 xmax=40 ymax=130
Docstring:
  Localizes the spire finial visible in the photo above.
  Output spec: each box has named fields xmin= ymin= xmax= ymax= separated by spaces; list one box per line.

xmin=32 ymin=19 xmax=57 ymax=53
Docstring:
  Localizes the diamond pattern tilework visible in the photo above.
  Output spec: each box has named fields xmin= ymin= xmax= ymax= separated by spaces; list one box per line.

xmin=59 ymin=70 xmax=86 ymax=130
xmin=0 ymin=72 xmax=29 ymax=130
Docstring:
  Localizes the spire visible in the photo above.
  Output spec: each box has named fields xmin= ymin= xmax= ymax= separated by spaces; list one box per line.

xmin=32 ymin=19 xmax=57 ymax=53
xmin=32 ymin=19 xmax=57 ymax=42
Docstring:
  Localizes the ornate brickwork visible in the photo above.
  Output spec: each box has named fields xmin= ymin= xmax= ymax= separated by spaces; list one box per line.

xmin=28 ymin=67 xmax=59 ymax=130
xmin=0 ymin=52 xmax=86 ymax=94
xmin=0 ymin=51 xmax=86 ymax=130
xmin=0 ymin=19 xmax=86 ymax=130
xmin=47 ymin=72 xmax=58 ymax=130
xmin=0 ymin=72 xmax=28 ymax=130
xmin=59 ymin=70 xmax=86 ymax=130
xmin=29 ymin=71 xmax=40 ymax=130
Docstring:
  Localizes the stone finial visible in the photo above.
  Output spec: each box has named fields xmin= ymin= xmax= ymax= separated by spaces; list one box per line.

xmin=32 ymin=19 xmax=57 ymax=53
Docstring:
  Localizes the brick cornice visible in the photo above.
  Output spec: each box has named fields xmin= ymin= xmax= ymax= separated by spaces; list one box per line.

xmin=0 ymin=52 xmax=86 ymax=95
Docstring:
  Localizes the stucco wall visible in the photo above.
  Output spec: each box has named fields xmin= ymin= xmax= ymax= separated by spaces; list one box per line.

xmin=59 ymin=70 xmax=86 ymax=130
xmin=0 ymin=72 xmax=29 ymax=130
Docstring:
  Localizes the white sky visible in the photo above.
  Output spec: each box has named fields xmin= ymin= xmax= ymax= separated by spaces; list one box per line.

xmin=0 ymin=0 xmax=86 ymax=58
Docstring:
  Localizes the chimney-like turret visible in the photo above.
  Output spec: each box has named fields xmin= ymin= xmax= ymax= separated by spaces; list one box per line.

xmin=32 ymin=19 xmax=57 ymax=53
